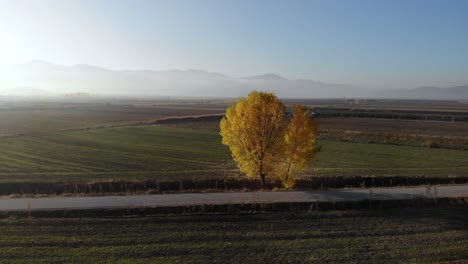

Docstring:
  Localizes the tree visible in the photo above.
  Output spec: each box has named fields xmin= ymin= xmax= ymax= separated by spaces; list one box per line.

xmin=220 ymin=91 xmax=286 ymax=186
xmin=279 ymin=105 xmax=317 ymax=188
xmin=220 ymin=91 xmax=317 ymax=187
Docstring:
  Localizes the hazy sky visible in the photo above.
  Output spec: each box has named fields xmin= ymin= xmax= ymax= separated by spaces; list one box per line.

xmin=1 ymin=0 xmax=468 ymax=88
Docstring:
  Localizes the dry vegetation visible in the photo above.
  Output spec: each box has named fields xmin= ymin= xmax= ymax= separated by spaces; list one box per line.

xmin=163 ymin=117 xmax=468 ymax=149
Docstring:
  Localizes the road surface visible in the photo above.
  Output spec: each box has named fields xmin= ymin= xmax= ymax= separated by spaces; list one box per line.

xmin=0 ymin=185 xmax=466 ymax=211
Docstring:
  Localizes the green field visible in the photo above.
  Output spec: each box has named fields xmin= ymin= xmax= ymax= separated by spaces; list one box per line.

xmin=0 ymin=208 xmax=467 ymax=263
xmin=0 ymin=105 xmax=223 ymax=136
xmin=0 ymin=125 xmax=467 ymax=183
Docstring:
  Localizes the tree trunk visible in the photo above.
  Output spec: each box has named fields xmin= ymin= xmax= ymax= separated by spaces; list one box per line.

xmin=260 ymin=174 xmax=266 ymax=187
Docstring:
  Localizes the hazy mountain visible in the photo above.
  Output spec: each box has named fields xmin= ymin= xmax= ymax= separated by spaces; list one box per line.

xmin=408 ymin=85 xmax=468 ymax=99
xmin=0 ymin=61 xmax=467 ymax=99
xmin=379 ymin=85 xmax=468 ymax=100
xmin=0 ymin=61 xmax=354 ymax=98
xmin=242 ymin=73 xmax=289 ymax=81
xmin=0 ymin=86 xmax=52 ymax=96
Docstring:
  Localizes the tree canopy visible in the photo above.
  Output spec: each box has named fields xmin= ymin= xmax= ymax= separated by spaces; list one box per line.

xmin=220 ymin=91 xmax=317 ymax=187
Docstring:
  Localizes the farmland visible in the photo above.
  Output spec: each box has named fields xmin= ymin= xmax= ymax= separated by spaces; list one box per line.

xmin=165 ymin=116 xmax=468 ymax=149
xmin=0 ymin=100 xmax=467 ymax=263
xmin=0 ymin=125 xmax=466 ymax=183
xmin=0 ymin=99 xmax=466 ymax=184
xmin=0 ymin=207 xmax=466 ymax=263
xmin=1 ymin=100 xmax=467 ymax=149
xmin=317 ymin=118 xmax=468 ymax=149
xmin=0 ymin=103 xmax=224 ymax=136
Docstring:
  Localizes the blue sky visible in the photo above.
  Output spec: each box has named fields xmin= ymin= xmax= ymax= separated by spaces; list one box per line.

xmin=0 ymin=0 xmax=467 ymax=88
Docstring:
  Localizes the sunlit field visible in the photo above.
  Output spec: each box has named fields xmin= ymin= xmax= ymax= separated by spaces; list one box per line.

xmin=0 ymin=125 xmax=466 ymax=183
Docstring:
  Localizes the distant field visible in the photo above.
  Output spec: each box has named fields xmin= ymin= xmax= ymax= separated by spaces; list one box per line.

xmin=163 ymin=116 xmax=468 ymax=137
xmin=0 ymin=126 xmax=466 ymax=183
xmin=319 ymin=118 xmax=468 ymax=137
xmin=283 ymin=98 xmax=468 ymax=111
xmin=1 ymin=208 xmax=467 ymax=263
xmin=1 ymin=101 xmax=467 ymax=150
xmin=0 ymin=104 xmax=224 ymax=136
xmin=2 ymin=99 xmax=468 ymax=136
xmin=165 ymin=117 xmax=468 ymax=149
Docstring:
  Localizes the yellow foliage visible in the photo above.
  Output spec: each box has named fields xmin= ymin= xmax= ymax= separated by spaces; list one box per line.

xmin=279 ymin=105 xmax=317 ymax=188
xmin=220 ymin=91 xmax=317 ymax=188
xmin=220 ymin=91 xmax=286 ymax=185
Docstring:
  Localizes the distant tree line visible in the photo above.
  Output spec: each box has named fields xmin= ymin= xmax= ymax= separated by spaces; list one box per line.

xmin=314 ymin=109 xmax=468 ymax=122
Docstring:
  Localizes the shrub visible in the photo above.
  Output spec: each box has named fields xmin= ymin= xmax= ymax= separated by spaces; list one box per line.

xmin=422 ymin=140 xmax=439 ymax=148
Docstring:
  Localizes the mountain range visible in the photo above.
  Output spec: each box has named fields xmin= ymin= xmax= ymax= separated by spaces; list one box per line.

xmin=0 ymin=61 xmax=467 ymax=100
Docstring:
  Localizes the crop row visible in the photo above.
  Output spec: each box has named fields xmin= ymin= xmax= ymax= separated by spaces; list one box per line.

xmin=0 ymin=208 xmax=466 ymax=263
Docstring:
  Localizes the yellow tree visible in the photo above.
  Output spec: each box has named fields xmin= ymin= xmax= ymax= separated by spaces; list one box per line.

xmin=279 ymin=105 xmax=317 ymax=188
xmin=219 ymin=91 xmax=286 ymax=186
